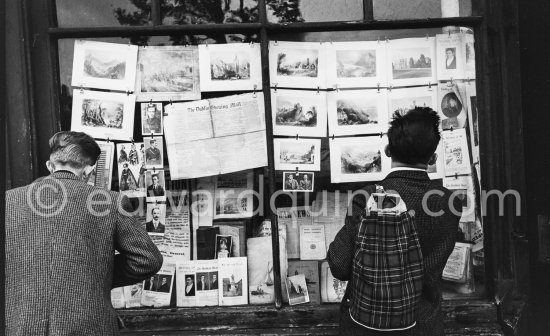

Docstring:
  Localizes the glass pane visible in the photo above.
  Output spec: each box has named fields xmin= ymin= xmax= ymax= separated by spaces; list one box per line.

xmin=267 ymin=0 xmax=363 ymax=23
xmin=373 ymin=0 xmax=472 ymax=20
xmin=161 ymin=0 xmax=259 ymax=25
xmin=56 ymin=0 xmax=152 ymax=27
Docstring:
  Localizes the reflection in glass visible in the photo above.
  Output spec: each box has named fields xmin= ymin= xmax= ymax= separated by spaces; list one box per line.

xmin=267 ymin=0 xmax=363 ymax=23
xmin=161 ymin=0 xmax=259 ymax=25
xmin=56 ymin=0 xmax=152 ymax=27
xmin=373 ymin=0 xmax=472 ymax=20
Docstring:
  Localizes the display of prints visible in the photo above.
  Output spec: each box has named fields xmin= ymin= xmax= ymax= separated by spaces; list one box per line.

xmin=87 ymin=140 xmax=114 ymax=190
xmin=442 ymin=129 xmax=472 ymax=176
xmin=271 ymin=89 xmax=328 ymax=137
xmin=288 ymin=260 xmax=320 ymax=304
xmin=436 ymin=33 xmax=465 ymax=80
xmin=388 ymin=37 xmax=436 ymax=86
xmin=70 ymin=89 xmax=135 ymax=141
xmin=427 ymin=142 xmax=445 ymax=180
xmin=269 ymin=41 xmax=328 ymax=89
xmin=282 ymin=171 xmax=314 ymax=192
xmin=144 ymin=203 xmax=166 ymax=236
xmin=463 ymin=32 xmax=476 ymax=79
xmin=72 ymin=40 xmax=138 ymax=92
xmin=219 ymin=257 xmax=248 ymax=306
xmin=437 ymin=82 xmax=468 ymax=130
xmin=135 ymin=46 xmax=200 ymax=101
xmin=145 ymin=169 xmax=166 ymax=202
xmin=329 ymin=136 xmax=390 ymax=183
xmin=141 ymin=263 xmax=176 ymax=307
xmin=117 ymin=142 xmax=146 ymax=198
xmin=327 ymin=89 xmax=388 ymax=136
xmin=387 ymin=86 xmax=437 ymax=126
xmin=320 ymin=261 xmax=347 ymax=303
xmin=326 ymin=41 xmax=388 ymax=88
xmin=247 ymin=237 xmax=275 ymax=304
xmin=198 ymin=43 xmax=262 ymax=92
xmin=286 ymin=274 xmax=310 ymax=305
xmin=274 ymin=138 xmax=321 ymax=171
xmin=141 ymin=103 xmax=163 ymax=135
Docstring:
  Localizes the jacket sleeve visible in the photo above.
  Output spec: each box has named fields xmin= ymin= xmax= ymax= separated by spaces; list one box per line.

xmin=112 ymin=195 xmax=163 ymax=288
xmin=327 ymin=194 xmax=366 ymax=281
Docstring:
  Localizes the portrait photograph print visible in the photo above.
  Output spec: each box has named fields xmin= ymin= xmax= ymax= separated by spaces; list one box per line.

xmin=388 ymin=37 xmax=436 ymax=86
xmin=436 ymin=33 xmax=465 ymax=81
xmin=388 ymin=86 xmax=438 ymax=127
xmin=286 ymin=274 xmax=310 ymax=305
xmin=145 ymin=203 xmax=166 ymax=236
xmin=274 ymin=138 xmax=321 ymax=171
xmin=198 ymin=43 xmax=262 ymax=92
xmin=184 ymin=274 xmax=196 ymax=297
xmin=282 ymin=172 xmax=314 ymax=193
xmin=145 ymin=169 xmax=167 ymax=202
xmin=141 ymin=102 xmax=163 ymax=135
xmin=71 ymin=40 xmax=138 ymax=92
xmin=144 ymin=136 xmax=164 ymax=169
xmin=437 ymin=82 xmax=468 ymax=130
xmin=327 ymin=89 xmax=388 ymax=136
xmin=269 ymin=41 xmax=328 ymax=89
xmin=271 ymin=89 xmax=328 ymax=137
xmin=215 ymin=235 xmax=233 ymax=259
xmin=329 ymin=136 xmax=389 ymax=183
xmin=326 ymin=40 xmax=388 ymax=88
xmin=70 ymin=89 xmax=136 ymax=141
xmin=135 ymin=45 xmax=200 ymax=102
xmin=117 ymin=142 xmax=146 ymax=198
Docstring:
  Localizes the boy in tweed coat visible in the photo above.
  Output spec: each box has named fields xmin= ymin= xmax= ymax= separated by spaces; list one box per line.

xmin=328 ymin=107 xmax=462 ymax=336
xmin=6 ymin=131 xmax=163 ymax=336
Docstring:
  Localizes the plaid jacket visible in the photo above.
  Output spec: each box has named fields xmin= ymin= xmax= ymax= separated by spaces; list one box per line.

xmin=328 ymin=170 xmax=461 ymax=336
xmin=5 ymin=171 xmax=163 ymax=336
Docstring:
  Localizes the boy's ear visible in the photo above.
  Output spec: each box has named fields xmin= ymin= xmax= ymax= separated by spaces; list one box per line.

xmin=427 ymin=153 xmax=438 ymax=166
xmin=384 ymin=145 xmax=392 ymax=158
xmin=46 ymin=160 xmax=56 ymax=174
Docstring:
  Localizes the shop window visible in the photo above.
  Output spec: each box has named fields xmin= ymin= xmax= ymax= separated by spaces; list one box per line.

xmin=56 ymin=0 xmax=153 ymax=27
xmin=266 ymin=0 xmax=364 ymax=23
xmin=373 ymin=0 xmax=472 ymax=20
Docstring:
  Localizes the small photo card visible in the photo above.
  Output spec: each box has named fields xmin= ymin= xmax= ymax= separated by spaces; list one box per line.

xmin=141 ymin=102 xmax=164 ymax=135
xmin=144 ymin=203 xmax=166 ymax=236
xmin=215 ymin=235 xmax=233 ymax=259
xmin=144 ymin=136 xmax=164 ymax=169
xmin=145 ymin=169 xmax=166 ymax=202
xmin=71 ymin=40 xmax=138 ymax=92
xmin=282 ymin=171 xmax=314 ymax=192
xmin=286 ymin=274 xmax=310 ymax=305
xmin=274 ymin=138 xmax=321 ymax=171
xmin=436 ymin=33 xmax=465 ymax=81
xmin=117 ymin=142 xmax=146 ymax=198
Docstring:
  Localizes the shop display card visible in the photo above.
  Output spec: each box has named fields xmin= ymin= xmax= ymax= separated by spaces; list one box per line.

xmin=214 ymin=170 xmax=254 ymax=219
xmin=286 ymin=274 xmax=310 ymax=305
xmin=442 ymin=129 xmax=472 ymax=176
xmin=282 ymin=171 xmax=314 ymax=193
xmin=269 ymin=41 xmax=328 ymax=89
xmin=327 ymin=89 xmax=388 ymax=136
xmin=141 ymin=102 xmax=163 ymax=136
xmin=110 ymin=287 xmax=125 ymax=309
xmin=299 ymin=225 xmax=327 ymax=260
xmin=164 ymin=93 xmax=267 ymax=180
xmin=176 ymin=262 xmax=197 ymax=307
xmin=436 ymin=33 xmax=465 ymax=81
xmin=192 ymin=176 xmax=216 ymax=228
xmin=144 ymin=203 xmax=166 ymax=237
xmin=162 ymin=206 xmax=192 ymax=263
xmin=463 ymin=32 xmax=476 ymax=79
xmin=428 ymin=142 xmax=445 ymax=180
xmin=329 ymin=136 xmax=390 ymax=183
xmin=387 ymin=37 xmax=436 ymax=87
xmin=326 ymin=41 xmax=388 ymax=89
xmin=214 ymin=223 xmax=246 ymax=257
xmin=123 ymin=283 xmax=143 ymax=308
xmin=288 ymin=260 xmax=320 ymax=304
xmin=273 ymin=138 xmax=321 ymax=171
xmin=117 ymin=142 xmax=146 ymax=198
xmin=195 ymin=260 xmax=220 ymax=306
xmin=72 ymin=40 xmax=138 ymax=92
xmin=141 ymin=263 xmax=176 ymax=307
xmin=271 ymin=89 xmax=328 ymax=137
xmin=387 ymin=86 xmax=438 ymax=126
xmin=320 ymin=261 xmax=347 ymax=303
xmin=247 ymin=237 xmax=276 ymax=304
xmin=199 ymin=43 xmax=262 ymax=92
xmin=466 ymin=81 xmax=480 ymax=177
xmin=71 ymin=89 xmax=135 ymax=141
xmin=135 ymin=46 xmax=200 ymax=101
xmin=87 ymin=140 xmax=114 ymax=190
xmin=145 ymin=169 xmax=166 ymax=202
xmin=219 ymin=257 xmax=248 ymax=306
xmin=437 ymin=82 xmax=468 ymax=130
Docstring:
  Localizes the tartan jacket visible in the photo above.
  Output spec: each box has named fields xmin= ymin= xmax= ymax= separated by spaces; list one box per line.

xmin=5 ymin=171 xmax=163 ymax=336
xmin=328 ymin=170 xmax=461 ymax=336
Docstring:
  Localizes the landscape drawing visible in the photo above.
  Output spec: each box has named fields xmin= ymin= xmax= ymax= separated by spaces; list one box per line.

xmin=279 ymin=142 xmax=316 ymax=165
xmin=210 ymin=50 xmax=251 ymax=81
xmin=275 ymin=96 xmax=318 ymax=127
xmin=336 ymin=50 xmax=376 ymax=78
xmin=340 ymin=145 xmax=382 ymax=174
xmin=83 ymin=48 xmax=126 ymax=80
xmin=336 ymin=98 xmax=378 ymax=125
xmin=140 ymin=49 xmax=196 ymax=93
xmin=81 ymin=99 xmax=124 ymax=128
xmin=392 ymin=47 xmax=432 ymax=79
xmin=390 ymin=95 xmax=433 ymax=117
xmin=277 ymin=49 xmax=319 ymax=77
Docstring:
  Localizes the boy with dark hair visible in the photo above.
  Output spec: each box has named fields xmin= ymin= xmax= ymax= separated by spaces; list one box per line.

xmin=328 ymin=107 xmax=461 ymax=336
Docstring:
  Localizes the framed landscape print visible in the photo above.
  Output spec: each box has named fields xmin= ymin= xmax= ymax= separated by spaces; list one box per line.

xmin=271 ymin=89 xmax=327 ymax=137
xmin=387 ymin=37 xmax=436 ymax=87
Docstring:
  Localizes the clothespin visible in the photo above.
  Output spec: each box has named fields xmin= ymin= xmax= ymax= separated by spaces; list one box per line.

xmin=425 ymin=34 xmax=430 ymax=40
xmin=428 ymin=82 xmax=433 ymax=91
xmin=377 ymin=83 xmax=381 ymax=93
xmin=331 ymin=134 xmax=335 ymax=140
xmin=274 ymin=40 xmax=278 ymax=46
xmin=377 ymin=37 xmax=381 ymax=44
xmin=273 ymin=83 xmax=278 ymax=92
xmin=295 ymin=167 xmax=299 ymax=176
xmin=130 ymin=137 xmax=134 ymax=144
xmin=79 ymin=86 xmax=84 ymax=94
xmin=169 ymin=99 xmax=173 ymax=105
xmin=253 ymin=84 xmax=257 ymax=97
xmin=295 ymin=134 xmax=299 ymax=141
xmin=249 ymin=41 xmax=254 ymax=47
xmin=379 ymin=132 xmax=384 ymax=138
xmin=385 ymin=36 xmax=389 ymax=43
xmin=388 ymin=85 xmax=393 ymax=92
xmin=450 ymin=126 xmax=454 ymax=132
xmin=151 ymin=132 xmax=154 ymax=138
xmin=106 ymin=138 xmax=110 ymax=143
xmin=317 ymin=86 xmax=320 ymax=94
xmin=335 ymin=84 xmax=339 ymax=92
xmin=455 ymin=173 xmax=459 ymax=180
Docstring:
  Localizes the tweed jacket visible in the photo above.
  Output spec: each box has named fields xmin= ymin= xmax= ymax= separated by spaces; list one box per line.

xmin=5 ymin=171 xmax=164 ymax=336
xmin=328 ymin=170 xmax=461 ymax=336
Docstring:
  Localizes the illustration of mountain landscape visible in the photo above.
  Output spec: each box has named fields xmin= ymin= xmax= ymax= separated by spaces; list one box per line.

xmin=341 ymin=146 xmax=381 ymax=174
xmin=83 ymin=49 xmax=126 ymax=80
xmin=336 ymin=99 xmax=378 ymax=125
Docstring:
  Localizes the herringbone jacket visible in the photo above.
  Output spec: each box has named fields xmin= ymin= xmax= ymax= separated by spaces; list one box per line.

xmin=328 ymin=170 xmax=461 ymax=336
xmin=5 ymin=171 xmax=163 ymax=336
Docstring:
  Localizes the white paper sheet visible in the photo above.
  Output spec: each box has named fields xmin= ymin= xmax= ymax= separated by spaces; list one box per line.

xmin=219 ymin=257 xmax=248 ymax=306
xmin=140 ymin=262 xmax=176 ymax=307
xmin=274 ymin=138 xmax=321 ymax=171
xmin=214 ymin=170 xmax=254 ymax=219
xmin=436 ymin=33 xmax=465 ymax=80
xmin=387 ymin=37 xmax=436 ymax=87
xmin=442 ymin=128 xmax=472 ymax=176
xmin=271 ymin=89 xmax=328 ymax=137
xmin=299 ymin=225 xmax=327 ymax=260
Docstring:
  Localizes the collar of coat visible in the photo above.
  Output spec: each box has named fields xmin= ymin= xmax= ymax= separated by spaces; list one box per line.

xmin=384 ymin=170 xmax=430 ymax=182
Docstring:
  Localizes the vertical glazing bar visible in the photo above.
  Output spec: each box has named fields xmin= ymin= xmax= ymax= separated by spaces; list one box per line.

xmin=363 ymin=0 xmax=374 ymax=21
xmin=151 ymin=0 xmax=161 ymax=26
xmin=258 ymin=0 xmax=283 ymax=308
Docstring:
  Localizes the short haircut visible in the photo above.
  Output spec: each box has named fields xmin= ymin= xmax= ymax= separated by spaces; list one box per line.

xmin=150 ymin=139 xmax=156 ymax=144
xmin=387 ymin=107 xmax=441 ymax=165
xmin=49 ymin=131 xmax=101 ymax=169
xmin=151 ymin=207 xmax=160 ymax=214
